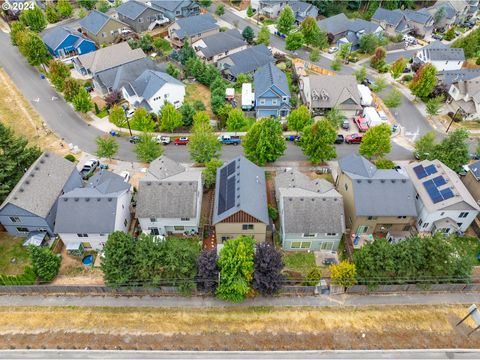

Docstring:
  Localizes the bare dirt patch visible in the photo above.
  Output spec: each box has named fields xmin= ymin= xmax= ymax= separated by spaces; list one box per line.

xmin=0 ymin=305 xmax=479 ymax=350
xmin=51 ymin=247 xmax=104 ymax=285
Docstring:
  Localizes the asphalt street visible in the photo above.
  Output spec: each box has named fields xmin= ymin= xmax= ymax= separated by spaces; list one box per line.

xmin=1 ymin=350 xmax=479 ymax=359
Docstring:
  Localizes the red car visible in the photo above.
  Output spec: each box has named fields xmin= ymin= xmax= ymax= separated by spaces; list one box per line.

xmin=354 ymin=116 xmax=369 ymax=132
xmin=174 ymin=137 xmax=189 ymax=145
xmin=345 ymin=133 xmax=364 ymax=144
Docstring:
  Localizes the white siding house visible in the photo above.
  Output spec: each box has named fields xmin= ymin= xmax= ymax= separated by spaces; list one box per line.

xmin=415 ymin=41 xmax=465 ymax=71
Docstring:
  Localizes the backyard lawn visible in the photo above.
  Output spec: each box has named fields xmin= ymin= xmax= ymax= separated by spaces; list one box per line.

xmin=282 ymin=251 xmax=318 ymax=277
xmin=0 ymin=233 xmax=30 ymax=275
xmin=185 ymin=82 xmax=213 ymax=118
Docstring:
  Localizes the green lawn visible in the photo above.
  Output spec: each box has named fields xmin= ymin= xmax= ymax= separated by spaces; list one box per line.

xmin=96 ymin=108 xmax=109 ymax=118
xmin=282 ymin=252 xmax=317 ymax=277
xmin=0 ymin=233 xmax=30 ymax=275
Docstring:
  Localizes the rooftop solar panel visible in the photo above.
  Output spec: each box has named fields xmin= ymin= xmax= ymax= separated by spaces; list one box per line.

xmin=217 ymin=167 xmax=228 ymax=215
xmin=440 ymin=188 xmax=454 ymax=200
xmin=226 ymin=177 xmax=236 ymax=210
xmin=413 ymin=165 xmax=427 ymax=179
xmin=425 ymin=164 xmax=437 ymax=175
xmin=433 ymin=176 xmax=446 ymax=187
xmin=227 ymin=161 xmax=236 ymax=176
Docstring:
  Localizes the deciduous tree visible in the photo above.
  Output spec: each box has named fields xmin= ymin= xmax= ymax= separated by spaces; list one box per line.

xmin=359 ymin=33 xmax=379 ymax=54
xmin=370 ymin=47 xmax=386 ymax=70
xmin=95 ymin=135 xmax=119 ymax=160
xmin=166 ymin=62 xmax=180 ymax=79
xmin=309 ymin=47 xmax=320 ymax=62
xmin=196 ymin=250 xmax=219 ymax=293
xmin=203 ymin=158 xmax=223 ymax=189
xmin=226 ymin=108 xmax=246 ymax=134
xmin=101 ymin=232 xmax=137 ymax=287
xmin=330 ymin=261 xmax=357 ymax=290
xmin=56 ymin=0 xmax=73 ymax=18
xmin=300 ymin=120 xmax=337 ymax=164
xmin=72 ymin=87 xmax=93 ymax=113
xmin=409 ymin=63 xmax=437 ymax=99
xmin=45 ymin=5 xmax=60 ymax=23
xmin=244 ymin=117 xmax=286 ymax=165
xmin=432 ymin=129 xmax=469 ymax=171
xmin=130 ymin=108 xmax=155 ymax=132
xmin=134 ymin=133 xmax=164 ymax=163
xmin=383 ymin=88 xmax=402 ymax=108
xmin=390 ymin=57 xmax=408 ymax=79
xmin=355 ymin=65 xmax=367 ymax=82
xmin=257 ymin=24 xmax=270 ymax=46
xmin=325 ymin=106 xmax=344 ymax=128
xmin=18 ymin=31 xmax=50 ymax=66
xmin=300 ymin=16 xmax=327 ymax=48
xmin=215 ymin=4 xmax=225 ymax=16
xmin=414 ymin=131 xmax=436 ymax=160
xmin=425 ymin=95 xmax=445 ymax=118
xmin=19 ymin=5 xmax=47 ymax=32
xmin=285 ymin=32 xmax=304 ymax=51
xmin=287 ymin=105 xmax=312 ymax=133
xmin=63 ymin=78 xmax=81 ymax=102
xmin=10 ymin=21 xmax=26 ymax=46
xmin=375 ymin=158 xmax=395 ymax=169
xmin=48 ymin=60 xmax=70 ymax=91
xmin=277 ymin=5 xmax=295 ymax=35
xmin=109 ymin=105 xmax=127 ymax=127
xmin=359 ymin=123 xmax=391 ymax=159
xmin=252 ymin=243 xmax=284 ymax=296
xmin=188 ymin=112 xmax=221 ymax=164
xmin=28 ymin=246 xmax=60 ymax=282
xmin=159 ymin=103 xmax=182 ymax=132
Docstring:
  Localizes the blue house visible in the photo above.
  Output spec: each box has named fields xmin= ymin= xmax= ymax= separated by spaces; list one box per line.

xmin=0 ymin=153 xmax=83 ymax=237
xmin=253 ymin=62 xmax=291 ymax=118
xmin=42 ymin=26 xmax=96 ymax=59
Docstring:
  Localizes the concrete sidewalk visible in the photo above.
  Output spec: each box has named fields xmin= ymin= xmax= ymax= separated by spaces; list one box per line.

xmin=0 ymin=292 xmax=479 ymax=308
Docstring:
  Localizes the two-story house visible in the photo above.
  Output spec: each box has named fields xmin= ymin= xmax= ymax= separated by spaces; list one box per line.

xmin=55 ymin=170 xmax=132 ymax=251
xmin=402 ymin=9 xmax=434 ymax=38
xmin=217 ymin=44 xmax=274 ymax=81
xmin=276 ymin=169 xmax=345 ymax=251
xmin=336 ymin=154 xmax=418 ymax=246
xmin=253 ymin=62 xmax=291 ymax=118
xmin=447 ymin=74 xmax=480 ymax=120
xmin=462 ymin=160 xmax=480 ymax=213
xmin=371 ymin=8 xmax=409 ymax=36
xmin=79 ymin=10 xmax=131 ymax=45
xmin=116 ymin=0 xmax=169 ymax=33
xmin=405 ymin=160 xmax=480 ymax=235
xmin=168 ymin=13 xmax=219 ymax=48
xmin=121 ymin=69 xmax=185 ymax=112
xmin=0 ymin=153 xmax=83 ymax=237
xmin=414 ymin=41 xmax=465 ymax=71
xmin=258 ymin=1 xmax=318 ymax=24
xmin=193 ymin=29 xmax=247 ymax=64
xmin=136 ymin=156 xmax=203 ymax=237
xmin=152 ymin=0 xmax=200 ymax=21
xmin=300 ymin=74 xmax=362 ymax=116
xmin=213 ymin=156 xmax=270 ymax=247
xmin=41 ymin=26 xmax=96 ymax=60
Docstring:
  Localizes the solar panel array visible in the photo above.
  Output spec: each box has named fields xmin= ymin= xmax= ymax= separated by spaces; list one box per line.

xmin=422 ymin=176 xmax=454 ymax=204
xmin=217 ymin=161 xmax=237 ymax=215
xmin=413 ymin=164 xmax=438 ymax=179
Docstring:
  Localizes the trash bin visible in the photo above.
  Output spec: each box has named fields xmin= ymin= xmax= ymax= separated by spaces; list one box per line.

xmin=40 ymin=74 xmax=45 ymax=79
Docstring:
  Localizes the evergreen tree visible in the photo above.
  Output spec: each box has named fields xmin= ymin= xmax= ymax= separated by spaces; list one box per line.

xmin=242 ymin=26 xmax=255 ymax=44
xmin=72 ymin=87 xmax=93 ymax=113
xmin=28 ymin=245 xmax=60 ymax=282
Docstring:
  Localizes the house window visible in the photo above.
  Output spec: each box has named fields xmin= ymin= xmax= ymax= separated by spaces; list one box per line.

xmin=457 ymin=223 xmax=463 ymax=228
xmin=459 ymin=212 xmax=469 ymax=218
xmin=102 ymin=32 xmax=106 ymax=38
xmin=260 ymin=99 xmax=265 ymax=105
xmin=174 ymin=226 xmax=185 ymax=231
xmin=300 ymin=242 xmax=311 ymax=249
xmin=77 ymin=234 xmax=88 ymax=237
xmin=418 ymin=219 xmax=423 ymax=226
xmin=415 ymin=193 xmax=419 ymax=199
xmin=357 ymin=225 xmax=368 ymax=234
xmin=344 ymin=183 xmax=348 ymax=191
xmin=16 ymin=227 xmax=28 ymax=234
xmin=9 ymin=216 xmax=20 ymax=223
xmin=242 ymin=224 xmax=254 ymax=230
xmin=423 ymin=222 xmax=429 ymax=228
xmin=326 ymin=233 xmax=337 ymax=236
xmin=321 ymin=241 xmax=334 ymax=250
xmin=149 ymin=228 xmax=160 ymax=236
xmin=221 ymin=236 xmax=231 ymax=243
xmin=367 ymin=216 xmax=377 ymax=220
xmin=397 ymin=216 xmax=407 ymax=219
xmin=291 ymin=241 xmax=301 ymax=249
xmin=139 ymin=18 xmax=144 ymax=23
xmin=282 ymin=96 xmax=288 ymax=102
xmin=181 ymin=218 xmax=190 ymax=221
xmin=150 ymin=217 xmax=156 ymax=222
xmin=272 ymin=99 xmax=277 ymax=105
xmin=124 ymin=219 xmax=128 ymax=227
xmin=302 ymin=233 xmax=316 ymax=238
xmin=440 ymin=212 xmax=444 ymax=216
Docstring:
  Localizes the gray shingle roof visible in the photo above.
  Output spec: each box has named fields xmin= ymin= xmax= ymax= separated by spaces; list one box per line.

xmin=153 ymin=0 xmax=192 ymax=12
xmin=254 ymin=62 xmax=290 ymax=100
xmin=41 ymin=26 xmax=91 ymax=51
xmin=75 ymin=42 xmax=146 ymax=74
xmin=224 ymin=44 xmax=274 ymax=77
xmin=469 ymin=160 xmax=480 ymax=180
xmin=95 ymin=57 xmax=161 ymax=92
xmin=54 ymin=171 xmax=130 ymax=234
xmin=402 ymin=9 xmax=432 ymax=24
xmin=372 ymin=7 xmax=405 ymax=27
xmin=195 ymin=29 xmax=245 ymax=58
xmin=0 ymin=153 xmax=78 ymax=218
xmin=422 ymin=41 xmax=465 ymax=61
xmin=80 ymin=10 xmax=115 ymax=35
xmin=338 ymin=154 xmax=417 ymax=217
xmin=213 ymin=156 xmax=269 ymax=225
xmin=317 ymin=13 xmax=350 ymax=35
xmin=172 ymin=13 xmax=218 ymax=39
xmin=437 ymin=69 xmax=480 ymax=85
xmin=128 ymin=69 xmax=183 ymax=100
xmin=276 ymin=170 xmax=345 ymax=234
xmin=136 ymin=156 xmax=201 ymax=219
xmin=306 ymin=75 xmax=362 ymax=110
xmin=116 ymin=0 xmax=151 ymax=20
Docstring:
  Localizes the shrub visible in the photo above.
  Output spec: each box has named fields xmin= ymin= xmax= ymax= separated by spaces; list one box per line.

xmin=402 ymin=74 xmax=413 ymax=82
xmin=302 ymin=267 xmax=322 ymax=286
xmin=268 ymin=205 xmax=278 ymax=221
xmin=64 ymin=154 xmax=76 ymax=162
xmin=0 ymin=266 xmax=36 ymax=285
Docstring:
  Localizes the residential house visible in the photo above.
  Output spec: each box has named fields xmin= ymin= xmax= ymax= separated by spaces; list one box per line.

xmin=257 ymin=0 xmax=286 ymax=18
xmin=217 ymin=44 xmax=274 ymax=81
xmin=0 ymin=153 xmax=83 ymax=237
xmin=414 ymin=40 xmax=465 ymax=71
xmin=73 ymin=42 xmax=146 ymax=78
xmin=258 ymin=1 xmax=318 ymax=24
xmin=336 ymin=154 xmax=417 ymax=244
xmin=371 ymin=7 xmax=409 ymax=36
xmin=93 ymin=57 xmax=161 ymax=95
xmin=79 ymin=10 xmax=130 ymax=45
xmin=41 ymin=26 xmax=96 ymax=60
xmin=121 ymin=69 xmax=185 ymax=112
xmin=300 ymin=74 xmax=362 ymax=116
xmin=447 ymin=74 xmax=480 ymax=120
xmin=116 ymin=0 xmax=169 ymax=33
xmin=136 ymin=156 xmax=203 ymax=237
xmin=405 ymin=160 xmax=480 ymax=234
xmin=55 ymin=170 xmax=132 ymax=251
xmin=213 ymin=156 xmax=269 ymax=246
xmin=430 ymin=0 xmax=470 ymax=27
xmin=193 ymin=29 xmax=247 ymax=64
xmin=402 ymin=9 xmax=434 ymax=38
xmin=317 ymin=13 xmax=383 ymax=51
xmin=462 ymin=161 xmax=480 ymax=210
xmin=467 ymin=0 xmax=479 ymax=15
xmin=253 ymin=62 xmax=290 ymax=118
xmin=275 ymin=169 xmax=345 ymax=251
xmin=438 ymin=69 xmax=480 ymax=86
xmin=167 ymin=13 xmax=219 ymax=48
xmin=152 ymin=0 xmax=200 ymax=21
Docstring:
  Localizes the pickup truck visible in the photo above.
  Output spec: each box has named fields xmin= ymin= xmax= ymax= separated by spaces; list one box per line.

xmin=218 ymin=135 xmax=241 ymax=145
xmin=80 ymin=159 xmax=99 ymax=179
xmin=152 ymin=135 xmax=171 ymax=145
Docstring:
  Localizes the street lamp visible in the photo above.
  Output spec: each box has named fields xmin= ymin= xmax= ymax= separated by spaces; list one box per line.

xmin=446 ymin=107 xmax=464 ymax=133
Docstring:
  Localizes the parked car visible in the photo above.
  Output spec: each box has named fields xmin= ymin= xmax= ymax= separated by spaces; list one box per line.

xmin=99 ymin=164 xmax=109 ymax=170
xmin=285 ymin=135 xmax=301 ymax=142
xmin=361 ymin=78 xmax=373 ymax=86
xmin=80 ymin=159 xmax=99 ymax=179
xmin=432 ymin=33 xmax=443 ymax=40
xmin=152 ymin=135 xmax=171 ymax=145
xmin=341 ymin=117 xmax=350 ymax=130
xmin=335 ymin=134 xmax=345 ymax=144
xmin=120 ymin=171 xmax=130 ymax=183
xmin=328 ymin=47 xmax=338 ymax=54
xmin=345 ymin=133 xmax=363 ymax=144
xmin=174 ymin=137 xmax=189 ymax=145
xmin=354 ymin=116 xmax=369 ymax=132
xmin=129 ymin=135 xmax=141 ymax=144
xmin=218 ymin=135 xmax=241 ymax=145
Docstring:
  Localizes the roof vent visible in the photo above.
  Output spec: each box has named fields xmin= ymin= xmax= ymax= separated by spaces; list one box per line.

xmin=40 ymin=159 xmax=45 ymax=164
xmin=367 ymin=180 xmax=372 ymax=183
xmin=311 ymin=198 xmax=315 ymax=201
xmin=167 ymin=182 xmax=171 ymax=185
xmin=322 ymin=198 xmax=326 ymax=201
xmin=334 ymin=198 xmax=337 ymax=201
xmin=74 ymin=198 xmax=79 ymax=202
xmin=401 ymin=179 xmax=406 ymax=183
xmin=44 ymin=153 xmax=50 ymax=157
xmin=288 ymin=198 xmax=292 ymax=201
xmin=25 ymin=180 xmax=30 ymax=185
xmin=85 ymin=198 xmax=90 ymax=202
xmin=35 ymin=166 xmax=40 ymax=171
xmin=13 ymin=197 xmax=17 ymax=200
xmin=108 ymin=198 xmax=113 ymax=202
xmin=357 ymin=180 xmax=361 ymax=183
xmin=19 ymin=188 xmax=24 ymax=192
xmin=391 ymin=180 xmax=396 ymax=183
xmin=30 ymin=173 xmax=34 ymax=177
xmin=97 ymin=198 xmax=101 ymax=202
xmin=380 ymin=180 xmax=385 ymax=183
